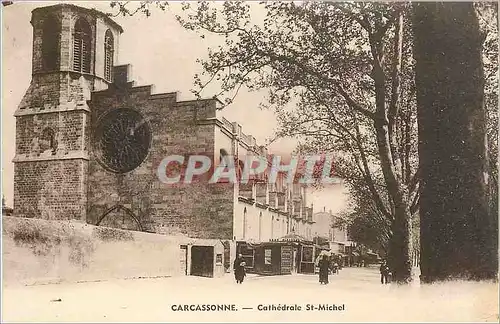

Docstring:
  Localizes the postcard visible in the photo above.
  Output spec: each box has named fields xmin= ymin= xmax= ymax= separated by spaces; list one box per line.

xmin=2 ymin=1 xmax=498 ymax=322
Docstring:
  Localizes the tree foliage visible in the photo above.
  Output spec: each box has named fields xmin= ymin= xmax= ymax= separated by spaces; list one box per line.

xmin=111 ymin=1 xmax=498 ymax=282
xmin=111 ymin=1 xmax=421 ymax=282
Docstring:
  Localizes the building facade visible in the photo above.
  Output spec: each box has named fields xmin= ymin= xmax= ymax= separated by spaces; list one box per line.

xmin=13 ymin=4 xmax=315 ymax=254
xmin=14 ymin=4 xmax=122 ymax=222
xmin=313 ymin=209 xmax=352 ymax=254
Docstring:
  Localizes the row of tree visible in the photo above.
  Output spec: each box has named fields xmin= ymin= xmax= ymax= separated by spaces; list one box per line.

xmin=112 ymin=1 xmax=498 ymax=282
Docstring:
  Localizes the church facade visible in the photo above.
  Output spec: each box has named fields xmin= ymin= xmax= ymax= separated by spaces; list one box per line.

xmin=13 ymin=4 xmax=315 ymax=246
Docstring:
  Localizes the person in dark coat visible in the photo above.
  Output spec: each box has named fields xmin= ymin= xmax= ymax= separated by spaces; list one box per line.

xmin=332 ymin=261 xmax=339 ymax=274
xmin=233 ymin=253 xmax=246 ymax=284
xmin=318 ymin=255 xmax=330 ymax=284
xmin=380 ymin=260 xmax=389 ymax=284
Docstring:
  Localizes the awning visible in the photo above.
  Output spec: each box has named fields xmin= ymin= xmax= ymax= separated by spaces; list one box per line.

xmin=237 ymin=240 xmax=261 ymax=248
xmin=271 ymin=232 xmax=312 ymax=244
xmin=351 ymin=252 xmax=360 ymax=256
xmin=318 ymin=250 xmax=333 ymax=257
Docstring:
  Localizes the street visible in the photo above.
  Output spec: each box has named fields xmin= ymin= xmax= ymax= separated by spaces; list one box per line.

xmin=2 ymin=267 xmax=498 ymax=322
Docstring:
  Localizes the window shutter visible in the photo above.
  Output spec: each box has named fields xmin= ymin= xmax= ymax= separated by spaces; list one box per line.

xmin=73 ymin=19 xmax=91 ymax=73
xmin=82 ymin=39 xmax=90 ymax=73
xmin=104 ymin=45 xmax=113 ymax=81
xmin=73 ymin=37 xmax=81 ymax=71
xmin=105 ymin=50 xmax=110 ymax=80
xmin=104 ymin=30 xmax=114 ymax=82
xmin=42 ymin=16 xmax=60 ymax=71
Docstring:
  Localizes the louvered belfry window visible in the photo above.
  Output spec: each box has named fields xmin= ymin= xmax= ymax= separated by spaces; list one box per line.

xmin=42 ymin=15 xmax=60 ymax=71
xmin=104 ymin=29 xmax=114 ymax=81
xmin=73 ymin=18 xmax=91 ymax=73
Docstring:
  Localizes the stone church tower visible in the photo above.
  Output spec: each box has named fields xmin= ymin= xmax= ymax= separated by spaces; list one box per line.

xmin=13 ymin=4 xmax=235 ymax=240
xmin=13 ymin=5 xmax=122 ymax=221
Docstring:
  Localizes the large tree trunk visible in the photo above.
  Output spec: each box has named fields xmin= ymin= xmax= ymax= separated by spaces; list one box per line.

xmin=369 ymin=19 xmax=413 ymax=283
xmin=413 ymin=3 xmax=498 ymax=282
xmin=389 ymin=202 xmax=413 ymax=283
xmin=373 ymin=113 xmax=413 ymax=283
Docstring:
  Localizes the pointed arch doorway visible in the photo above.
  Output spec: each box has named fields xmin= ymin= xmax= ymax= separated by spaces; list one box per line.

xmin=96 ymin=204 xmax=142 ymax=231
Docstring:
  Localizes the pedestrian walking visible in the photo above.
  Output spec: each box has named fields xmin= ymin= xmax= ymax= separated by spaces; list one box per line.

xmin=318 ymin=254 xmax=330 ymax=284
xmin=380 ymin=260 xmax=389 ymax=284
xmin=332 ymin=262 xmax=339 ymax=274
xmin=233 ymin=253 xmax=246 ymax=284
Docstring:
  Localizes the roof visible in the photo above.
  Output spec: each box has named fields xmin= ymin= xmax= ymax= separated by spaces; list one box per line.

xmin=32 ymin=4 xmax=124 ymax=33
xmin=271 ymin=232 xmax=312 ymax=244
xmin=331 ymin=241 xmax=346 ymax=246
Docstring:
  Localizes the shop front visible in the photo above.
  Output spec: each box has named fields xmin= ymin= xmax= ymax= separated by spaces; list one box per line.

xmin=253 ymin=242 xmax=294 ymax=275
xmin=236 ymin=241 xmax=257 ymax=272
xmin=236 ymin=241 xmax=294 ymax=275
xmin=271 ymin=232 xmax=319 ymax=274
xmin=238 ymin=233 xmax=329 ymax=276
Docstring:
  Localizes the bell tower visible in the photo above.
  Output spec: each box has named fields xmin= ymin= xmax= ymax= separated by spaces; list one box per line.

xmin=13 ymin=4 xmax=123 ymax=220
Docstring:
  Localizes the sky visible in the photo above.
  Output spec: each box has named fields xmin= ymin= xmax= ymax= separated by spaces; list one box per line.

xmin=1 ymin=1 xmax=349 ymax=213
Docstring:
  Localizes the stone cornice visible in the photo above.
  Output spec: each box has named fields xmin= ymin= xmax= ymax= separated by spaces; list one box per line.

xmin=196 ymin=118 xmax=221 ymax=127
xmin=255 ymin=202 xmax=269 ymax=209
xmin=32 ymin=70 xmax=109 ymax=84
xmin=14 ymin=104 xmax=90 ymax=117
xmin=238 ymin=196 xmax=254 ymax=205
xmin=277 ymin=210 xmax=289 ymax=216
xmin=32 ymin=4 xmax=124 ymax=34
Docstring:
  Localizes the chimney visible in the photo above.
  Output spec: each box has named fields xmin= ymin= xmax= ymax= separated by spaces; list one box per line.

xmin=323 ymin=206 xmax=326 ymax=212
xmin=232 ymin=122 xmax=242 ymax=138
xmin=113 ymin=64 xmax=132 ymax=87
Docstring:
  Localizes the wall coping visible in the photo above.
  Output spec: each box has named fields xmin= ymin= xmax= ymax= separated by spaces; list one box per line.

xmin=13 ymin=152 xmax=89 ymax=162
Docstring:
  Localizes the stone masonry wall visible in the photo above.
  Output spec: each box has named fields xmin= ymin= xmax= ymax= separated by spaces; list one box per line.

xmin=14 ymin=79 xmax=89 ymax=223
xmin=18 ymin=73 xmax=96 ymax=112
xmin=15 ymin=111 xmax=86 ymax=156
xmin=18 ymin=74 xmax=61 ymax=110
xmin=14 ymin=159 xmax=87 ymax=221
xmin=31 ymin=6 xmax=64 ymax=74
xmin=3 ymin=216 xmax=226 ymax=286
xmin=32 ymin=5 xmax=97 ymax=75
xmin=30 ymin=4 xmax=120 ymax=85
xmin=87 ymin=73 xmax=235 ymax=240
